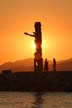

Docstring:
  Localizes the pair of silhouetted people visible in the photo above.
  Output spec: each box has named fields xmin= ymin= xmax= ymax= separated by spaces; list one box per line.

xmin=44 ymin=58 xmax=56 ymax=72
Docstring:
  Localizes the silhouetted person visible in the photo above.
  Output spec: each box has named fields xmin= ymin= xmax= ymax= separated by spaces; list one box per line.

xmin=53 ymin=58 xmax=56 ymax=71
xmin=44 ymin=58 xmax=48 ymax=72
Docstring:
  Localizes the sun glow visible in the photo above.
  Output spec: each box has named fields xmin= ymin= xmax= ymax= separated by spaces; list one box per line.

xmin=31 ymin=40 xmax=47 ymax=51
xmin=42 ymin=41 xmax=46 ymax=50
xmin=31 ymin=41 xmax=36 ymax=50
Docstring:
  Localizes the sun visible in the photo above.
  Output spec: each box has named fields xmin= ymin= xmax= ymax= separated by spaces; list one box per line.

xmin=31 ymin=40 xmax=46 ymax=51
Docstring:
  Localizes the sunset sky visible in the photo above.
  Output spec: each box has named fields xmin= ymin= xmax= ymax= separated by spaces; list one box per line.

xmin=0 ymin=0 xmax=72 ymax=64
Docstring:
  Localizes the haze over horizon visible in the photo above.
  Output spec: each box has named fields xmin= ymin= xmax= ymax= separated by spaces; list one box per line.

xmin=0 ymin=0 xmax=72 ymax=64
xmin=0 ymin=58 xmax=72 ymax=72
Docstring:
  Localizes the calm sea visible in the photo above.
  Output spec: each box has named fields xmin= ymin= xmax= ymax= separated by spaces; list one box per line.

xmin=0 ymin=92 xmax=72 ymax=108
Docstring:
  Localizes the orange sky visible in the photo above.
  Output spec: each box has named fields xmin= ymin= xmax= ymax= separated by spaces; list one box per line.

xmin=0 ymin=0 xmax=72 ymax=64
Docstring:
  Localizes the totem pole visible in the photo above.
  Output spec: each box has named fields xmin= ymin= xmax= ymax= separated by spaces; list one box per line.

xmin=24 ymin=22 xmax=43 ymax=72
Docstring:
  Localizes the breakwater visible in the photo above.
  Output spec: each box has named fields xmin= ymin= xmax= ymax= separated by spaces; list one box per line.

xmin=0 ymin=71 xmax=72 ymax=91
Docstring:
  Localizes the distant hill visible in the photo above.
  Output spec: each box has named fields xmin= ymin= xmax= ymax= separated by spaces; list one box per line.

xmin=56 ymin=58 xmax=72 ymax=71
xmin=0 ymin=58 xmax=72 ymax=72
xmin=0 ymin=58 xmax=34 ymax=72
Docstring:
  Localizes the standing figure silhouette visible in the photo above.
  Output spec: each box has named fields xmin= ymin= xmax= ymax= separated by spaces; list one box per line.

xmin=44 ymin=58 xmax=48 ymax=72
xmin=53 ymin=58 xmax=56 ymax=71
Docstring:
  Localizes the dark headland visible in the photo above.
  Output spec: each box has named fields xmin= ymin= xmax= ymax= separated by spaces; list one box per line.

xmin=0 ymin=70 xmax=72 ymax=92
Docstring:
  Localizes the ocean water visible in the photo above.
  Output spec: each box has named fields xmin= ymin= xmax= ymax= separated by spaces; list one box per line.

xmin=0 ymin=92 xmax=72 ymax=108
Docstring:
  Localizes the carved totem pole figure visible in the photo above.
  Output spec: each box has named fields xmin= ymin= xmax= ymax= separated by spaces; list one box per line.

xmin=24 ymin=22 xmax=43 ymax=72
